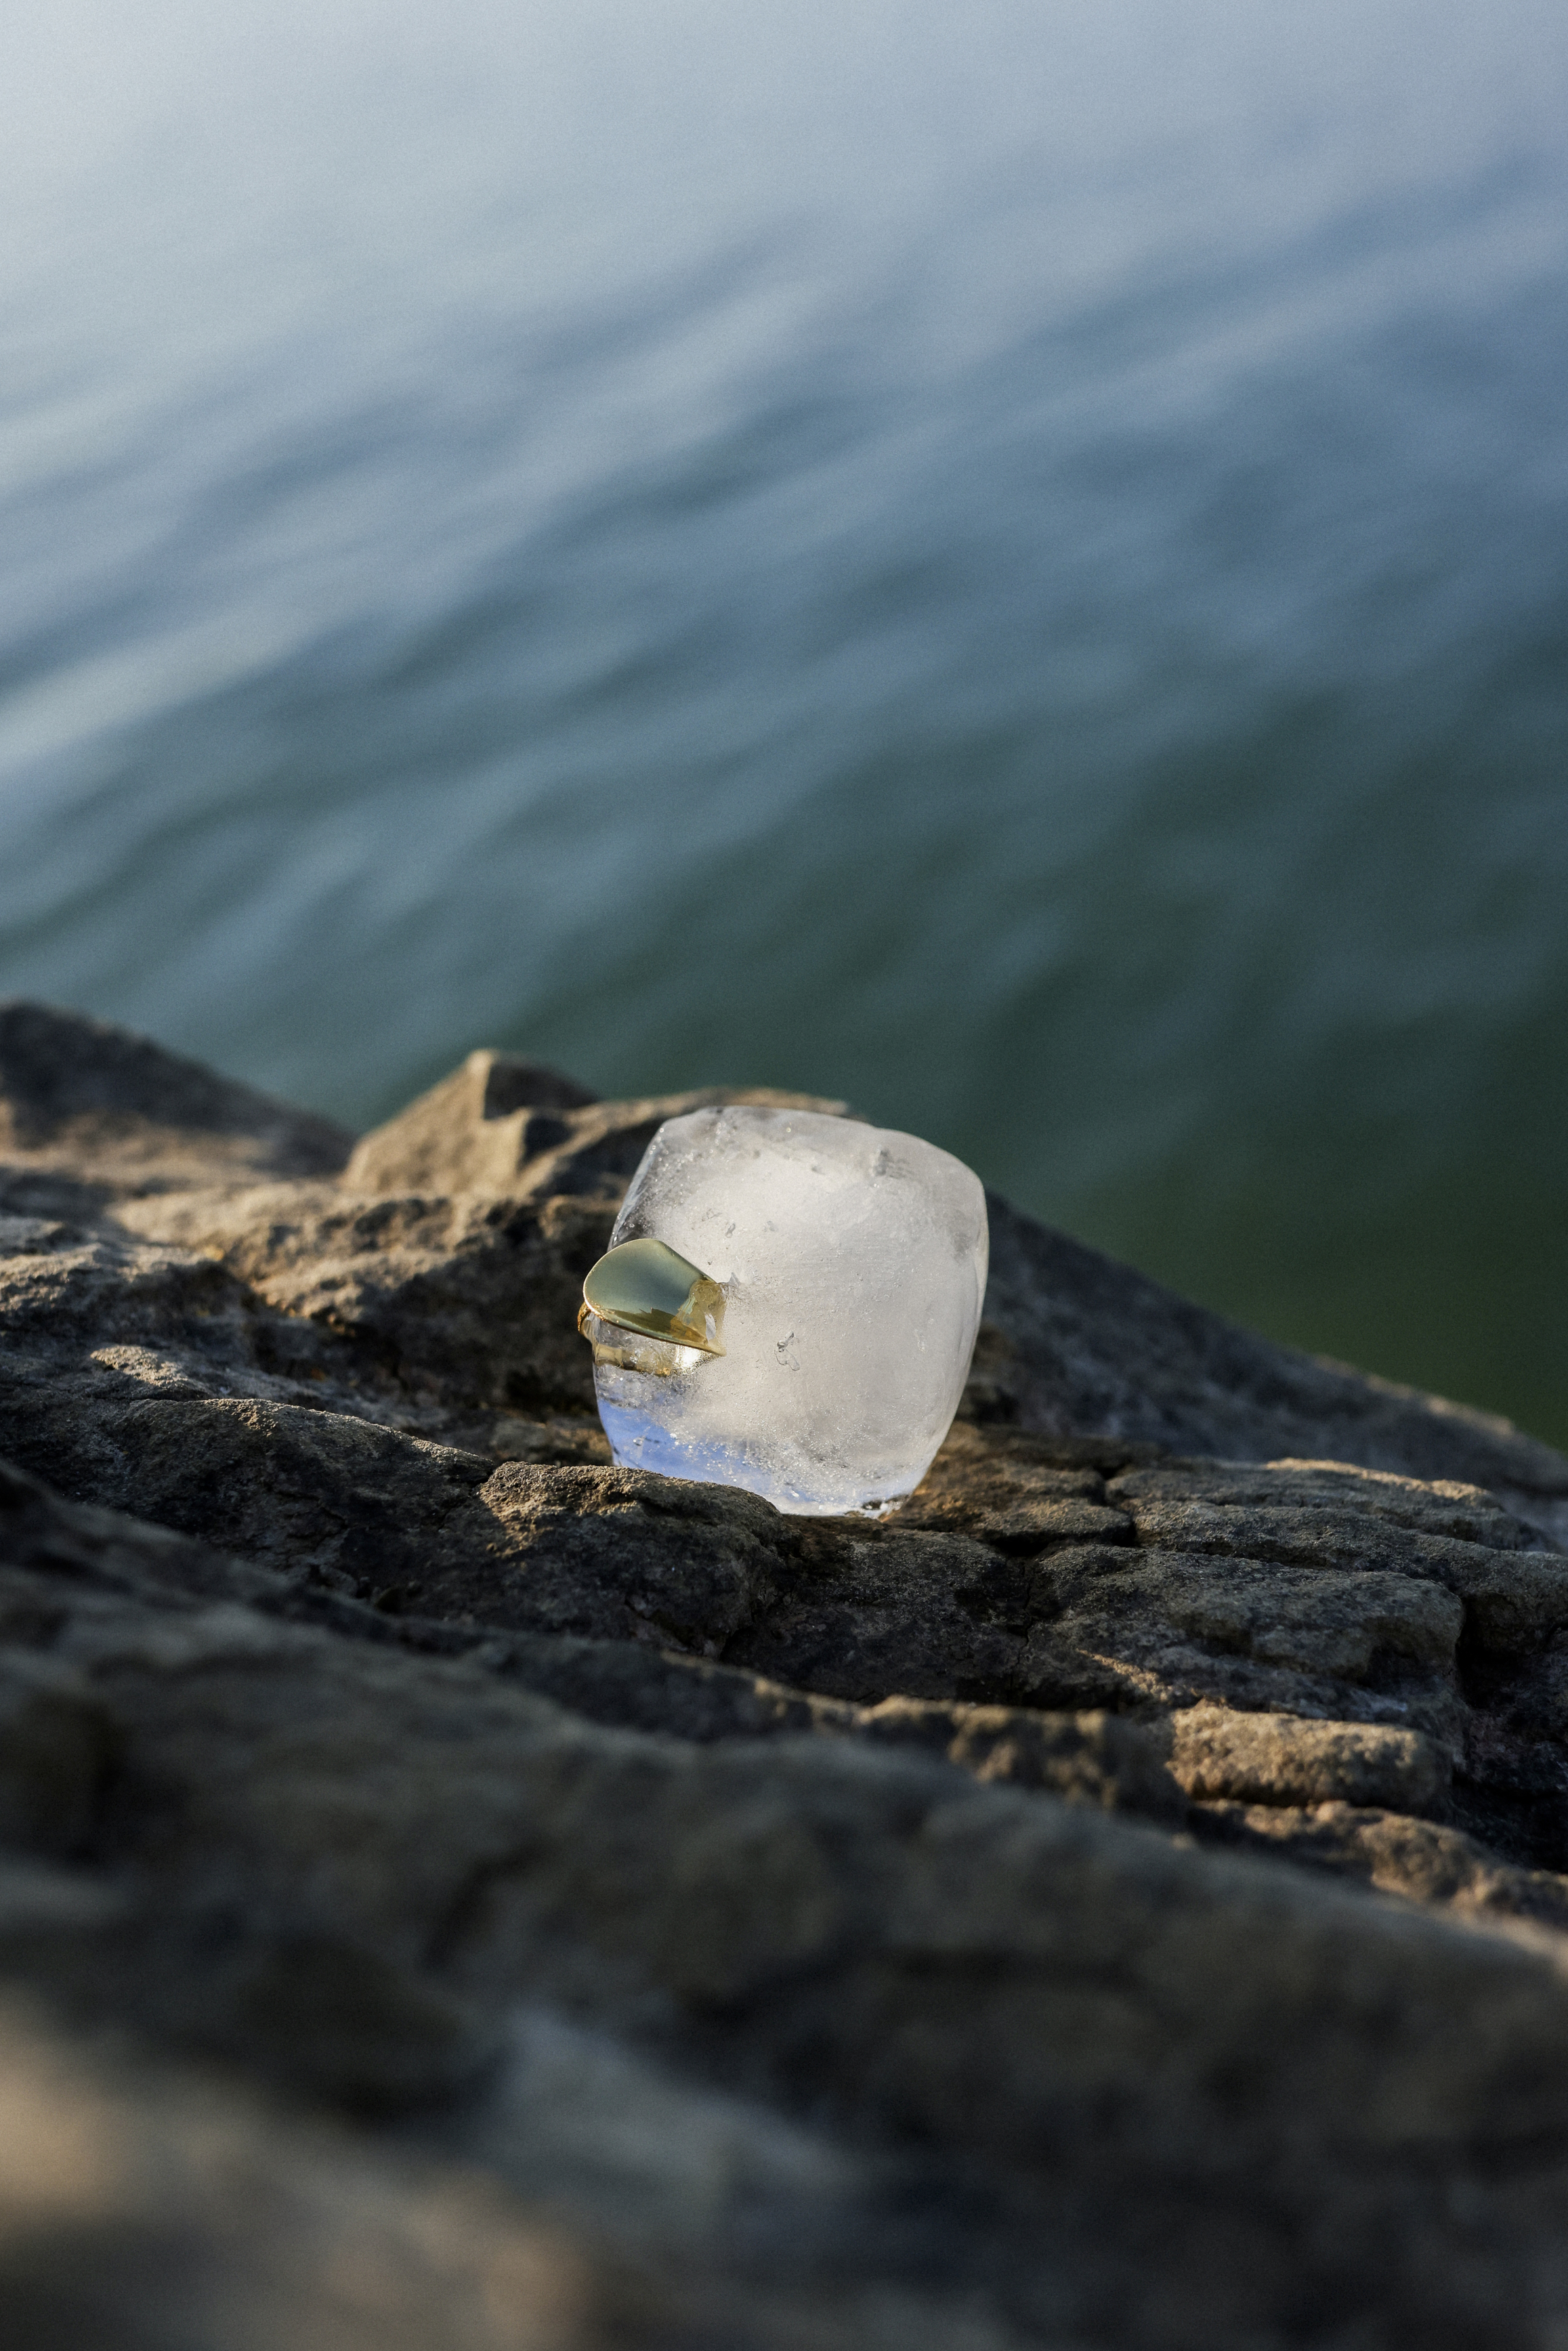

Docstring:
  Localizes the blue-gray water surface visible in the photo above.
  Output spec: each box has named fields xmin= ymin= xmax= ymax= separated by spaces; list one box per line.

xmin=3 ymin=1 xmax=1567 ymax=1441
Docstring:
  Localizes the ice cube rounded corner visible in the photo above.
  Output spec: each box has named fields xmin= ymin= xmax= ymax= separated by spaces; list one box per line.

xmin=576 ymin=1103 xmax=988 ymax=1517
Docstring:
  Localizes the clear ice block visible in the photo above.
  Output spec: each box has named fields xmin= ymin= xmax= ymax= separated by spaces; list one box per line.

xmin=580 ymin=1105 xmax=988 ymax=1515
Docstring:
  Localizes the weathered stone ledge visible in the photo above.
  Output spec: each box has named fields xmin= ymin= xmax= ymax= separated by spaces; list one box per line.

xmin=5 ymin=998 xmax=1568 ymax=2348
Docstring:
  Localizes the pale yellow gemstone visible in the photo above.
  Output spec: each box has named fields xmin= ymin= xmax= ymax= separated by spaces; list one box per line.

xmin=577 ymin=1237 xmax=726 ymax=1361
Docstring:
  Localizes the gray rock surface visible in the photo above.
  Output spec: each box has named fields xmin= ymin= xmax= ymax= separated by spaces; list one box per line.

xmin=4 ymin=1002 xmax=1568 ymax=2346
xmin=0 ymin=998 xmax=355 ymax=1196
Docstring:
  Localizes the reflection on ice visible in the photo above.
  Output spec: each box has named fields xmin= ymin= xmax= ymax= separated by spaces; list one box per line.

xmin=593 ymin=1388 xmax=891 ymax=1515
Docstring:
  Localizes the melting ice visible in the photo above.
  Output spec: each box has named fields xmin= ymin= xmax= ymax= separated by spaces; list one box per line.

xmin=579 ymin=1105 xmax=988 ymax=1516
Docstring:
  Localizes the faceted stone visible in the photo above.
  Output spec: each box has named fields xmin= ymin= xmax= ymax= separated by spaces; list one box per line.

xmin=580 ymin=1105 xmax=988 ymax=1515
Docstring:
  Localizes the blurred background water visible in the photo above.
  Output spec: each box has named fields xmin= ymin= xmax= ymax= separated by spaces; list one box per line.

xmin=3 ymin=0 xmax=1567 ymax=1440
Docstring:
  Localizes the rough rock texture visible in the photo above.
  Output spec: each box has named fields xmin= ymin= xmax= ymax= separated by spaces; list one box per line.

xmin=5 ymin=1004 xmax=1568 ymax=2347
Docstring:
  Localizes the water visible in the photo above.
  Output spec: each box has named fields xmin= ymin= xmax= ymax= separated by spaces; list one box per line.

xmin=3 ymin=1 xmax=1567 ymax=1443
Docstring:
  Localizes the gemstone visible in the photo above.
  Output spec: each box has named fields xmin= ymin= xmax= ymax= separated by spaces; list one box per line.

xmin=577 ymin=1236 xmax=726 ymax=1376
xmin=579 ymin=1236 xmax=727 ymax=1354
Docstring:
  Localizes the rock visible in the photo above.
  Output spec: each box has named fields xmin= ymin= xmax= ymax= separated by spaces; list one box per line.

xmin=1169 ymin=1704 xmax=1448 ymax=1813
xmin=0 ymin=1989 xmax=965 ymax=2351
xmin=979 ymin=1195 xmax=1568 ymax=1538
xmin=343 ymin=1049 xmax=847 ymax=1200
xmin=0 ymin=1653 xmax=119 ymax=1856
xmin=0 ymin=999 xmax=353 ymax=1200
xmin=1193 ymin=1802 xmax=1568 ymax=1934
xmin=9 ymin=1004 xmax=1568 ymax=2344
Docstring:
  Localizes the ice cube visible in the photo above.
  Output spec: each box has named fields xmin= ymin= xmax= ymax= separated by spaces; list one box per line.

xmin=578 ymin=1104 xmax=988 ymax=1515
